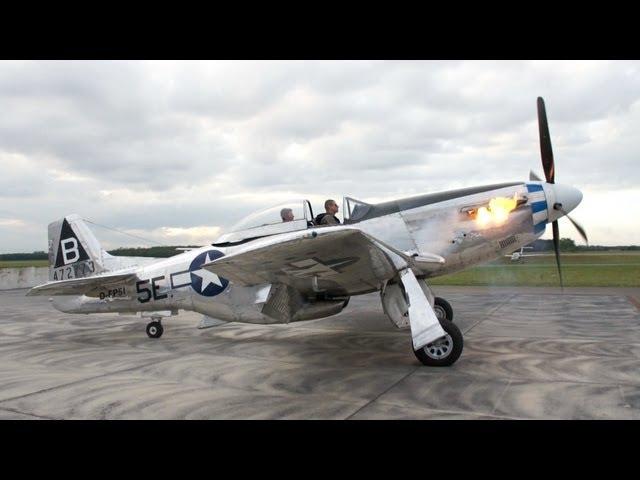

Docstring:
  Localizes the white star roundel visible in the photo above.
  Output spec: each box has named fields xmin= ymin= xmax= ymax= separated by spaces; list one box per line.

xmin=188 ymin=250 xmax=229 ymax=297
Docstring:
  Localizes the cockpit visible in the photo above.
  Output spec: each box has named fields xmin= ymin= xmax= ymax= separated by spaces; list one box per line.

xmin=213 ymin=200 xmax=315 ymax=245
xmin=212 ymin=197 xmax=373 ymax=246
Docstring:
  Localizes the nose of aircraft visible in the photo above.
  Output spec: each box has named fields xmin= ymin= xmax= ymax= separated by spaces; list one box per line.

xmin=546 ymin=183 xmax=582 ymax=222
xmin=554 ymin=184 xmax=583 ymax=214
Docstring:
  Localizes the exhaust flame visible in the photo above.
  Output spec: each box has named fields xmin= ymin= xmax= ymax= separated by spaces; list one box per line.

xmin=474 ymin=194 xmax=518 ymax=228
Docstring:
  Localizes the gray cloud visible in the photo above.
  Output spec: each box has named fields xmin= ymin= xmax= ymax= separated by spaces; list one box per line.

xmin=0 ymin=60 xmax=639 ymax=252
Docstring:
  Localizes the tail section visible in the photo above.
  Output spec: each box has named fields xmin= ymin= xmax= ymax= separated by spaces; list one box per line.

xmin=48 ymin=214 xmax=106 ymax=281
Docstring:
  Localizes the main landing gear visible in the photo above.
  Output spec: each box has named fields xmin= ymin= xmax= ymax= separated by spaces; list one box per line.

xmin=146 ymin=318 xmax=164 ymax=339
xmin=414 ymin=296 xmax=461 ymax=366
xmin=433 ymin=297 xmax=454 ymax=323
xmin=413 ymin=319 xmax=463 ymax=367
xmin=384 ymin=272 xmax=463 ymax=366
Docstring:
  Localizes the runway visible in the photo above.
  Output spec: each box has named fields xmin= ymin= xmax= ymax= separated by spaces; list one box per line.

xmin=1 ymin=286 xmax=639 ymax=419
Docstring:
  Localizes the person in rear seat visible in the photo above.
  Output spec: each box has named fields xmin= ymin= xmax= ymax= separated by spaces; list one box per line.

xmin=280 ymin=208 xmax=294 ymax=222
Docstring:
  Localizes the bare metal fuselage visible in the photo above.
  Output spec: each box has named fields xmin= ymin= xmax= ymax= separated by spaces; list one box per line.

xmin=52 ymin=182 xmax=544 ymax=324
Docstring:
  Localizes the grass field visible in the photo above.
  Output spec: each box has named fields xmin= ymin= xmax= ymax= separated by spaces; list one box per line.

xmin=0 ymin=260 xmax=49 ymax=268
xmin=430 ymin=252 xmax=640 ymax=287
xmin=1 ymin=253 xmax=639 ymax=287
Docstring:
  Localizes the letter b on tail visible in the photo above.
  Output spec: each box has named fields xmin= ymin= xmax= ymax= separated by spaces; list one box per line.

xmin=48 ymin=214 xmax=104 ymax=280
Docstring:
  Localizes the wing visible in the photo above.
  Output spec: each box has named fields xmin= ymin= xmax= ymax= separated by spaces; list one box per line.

xmin=202 ymin=226 xmax=411 ymax=297
xmin=204 ymin=226 xmax=449 ymax=349
xmin=27 ymin=272 xmax=138 ymax=296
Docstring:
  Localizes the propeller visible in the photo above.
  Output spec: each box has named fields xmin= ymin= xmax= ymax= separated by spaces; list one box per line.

xmin=554 ymin=204 xmax=588 ymax=245
xmin=537 ymin=97 xmax=555 ymax=184
xmin=551 ymin=220 xmax=563 ymax=288
xmin=536 ymin=97 xmax=588 ymax=288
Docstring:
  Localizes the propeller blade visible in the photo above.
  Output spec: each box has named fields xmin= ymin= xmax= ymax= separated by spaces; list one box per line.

xmin=566 ymin=214 xmax=588 ymax=246
xmin=552 ymin=220 xmax=563 ymax=289
xmin=561 ymin=210 xmax=588 ymax=245
xmin=537 ymin=97 xmax=555 ymax=184
xmin=529 ymin=170 xmax=542 ymax=182
xmin=553 ymin=202 xmax=589 ymax=245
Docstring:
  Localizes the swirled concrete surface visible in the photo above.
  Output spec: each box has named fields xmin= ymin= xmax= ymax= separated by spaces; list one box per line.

xmin=0 ymin=287 xmax=639 ymax=419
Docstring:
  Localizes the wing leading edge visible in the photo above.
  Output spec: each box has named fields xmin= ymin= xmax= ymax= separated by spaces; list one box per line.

xmin=202 ymin=226 xmax=411 ymax=297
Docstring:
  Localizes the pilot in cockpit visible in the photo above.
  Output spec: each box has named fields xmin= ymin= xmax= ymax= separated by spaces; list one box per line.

xmin=280 ymin=208 xmax=294 ymax=222
xmin=315 ymin=199 xmax=341 ymax=226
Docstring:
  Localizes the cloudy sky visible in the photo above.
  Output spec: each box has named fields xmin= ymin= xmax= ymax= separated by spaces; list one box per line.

xmin=0 ymin=60 xmax=638 ymax=252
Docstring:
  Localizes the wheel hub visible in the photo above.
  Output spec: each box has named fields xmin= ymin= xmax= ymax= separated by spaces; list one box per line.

xmin=424 ymin=334 xmax=453 ymax=359
xmin=434 ymin=305 xmax=446 ymax=321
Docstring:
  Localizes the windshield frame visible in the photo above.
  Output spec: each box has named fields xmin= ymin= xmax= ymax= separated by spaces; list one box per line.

xmin=343 ymin=196 xmax=371 ymax=223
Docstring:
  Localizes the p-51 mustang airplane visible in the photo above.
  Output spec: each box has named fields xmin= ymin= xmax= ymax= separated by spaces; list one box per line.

xmin=28 ymin=98 xmax=587 ymax=366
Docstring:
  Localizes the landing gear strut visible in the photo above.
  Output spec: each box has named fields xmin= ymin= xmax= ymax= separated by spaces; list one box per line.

xmin=146 ymin=319 xmax=164 ymax=339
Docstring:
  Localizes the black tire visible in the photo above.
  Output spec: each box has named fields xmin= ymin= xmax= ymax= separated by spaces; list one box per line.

xmin=146 ymin=321 xmax=163 ymax=339
xmin=413 ymin=320 xmax=463 ymax=367
xmin=434 ymin=297 xmax=453 ymax=322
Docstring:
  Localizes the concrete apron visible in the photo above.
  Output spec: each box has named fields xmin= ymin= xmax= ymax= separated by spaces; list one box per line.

xmin=0 ymin=267 xmax=48 ymax=290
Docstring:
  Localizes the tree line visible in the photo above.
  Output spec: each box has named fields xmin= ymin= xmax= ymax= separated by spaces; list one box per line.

xmin=0 ymin=246 xmax=199 ymax=261
xmin=529 ymin=239 xmax=640 ymax=252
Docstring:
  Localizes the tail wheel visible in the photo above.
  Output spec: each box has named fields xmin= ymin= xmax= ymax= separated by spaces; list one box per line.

xmin=413 ymin=320 xmax=463 ymax=366
xmin=434 ymin=297 xmax=453 ymax=322
xmin=146 ymin=321 xmax=164 ymax=339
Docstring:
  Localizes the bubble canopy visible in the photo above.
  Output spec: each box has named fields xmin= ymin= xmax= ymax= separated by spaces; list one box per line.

xmin=214 ymin=199 xmax=315 ymax=244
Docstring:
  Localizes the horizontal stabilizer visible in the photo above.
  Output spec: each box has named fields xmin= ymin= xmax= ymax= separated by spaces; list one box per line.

xmin=27 ymin=272 xmax=138 ymax=296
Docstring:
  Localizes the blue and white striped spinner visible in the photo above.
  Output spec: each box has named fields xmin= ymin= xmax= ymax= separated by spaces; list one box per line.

xmin=526 ymin=183 xmax=548 ymax=234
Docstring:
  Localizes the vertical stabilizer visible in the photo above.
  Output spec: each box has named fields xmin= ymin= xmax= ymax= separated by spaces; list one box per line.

xmin=48 ymin=214 xmax=106 ymax=281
